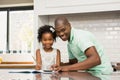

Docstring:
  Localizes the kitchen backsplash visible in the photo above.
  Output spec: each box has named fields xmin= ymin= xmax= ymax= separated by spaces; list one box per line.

xmin=49 ymin=11 xmax=120 ymax=63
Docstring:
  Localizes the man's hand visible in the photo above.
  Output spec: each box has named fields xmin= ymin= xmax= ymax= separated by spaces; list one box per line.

xmin=51 ymin=64 xmax=70 ymax=72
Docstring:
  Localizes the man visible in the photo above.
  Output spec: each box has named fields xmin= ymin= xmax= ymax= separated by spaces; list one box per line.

xmin=52 ymin=16 xmax=113 ymax=74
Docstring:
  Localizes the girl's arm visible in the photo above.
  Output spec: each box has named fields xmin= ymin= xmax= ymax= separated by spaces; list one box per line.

xmin=35 ymin=49 xmax=42 ymax=70
xmin=56 ymin=49 xmax=61 ymax=66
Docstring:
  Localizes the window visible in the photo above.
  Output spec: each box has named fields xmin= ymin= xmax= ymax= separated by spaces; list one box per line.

xmin=0 ymin=6 xmax=33 ymax=54
xmin=0 ymin=11 xmax=7 ymax=53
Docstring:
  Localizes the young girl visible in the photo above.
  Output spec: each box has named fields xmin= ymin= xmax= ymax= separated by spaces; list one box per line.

xmin=35 ymin=25 xmax=61 ymax=70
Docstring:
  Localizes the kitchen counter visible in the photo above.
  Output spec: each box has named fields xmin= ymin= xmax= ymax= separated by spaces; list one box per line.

xmin=0 ymin=69 xmax=120 ymax=80
xmin=0 ymin=54 xmax=35 ymax=69
xmin=0 ymin=64 xmax=35 ymax=68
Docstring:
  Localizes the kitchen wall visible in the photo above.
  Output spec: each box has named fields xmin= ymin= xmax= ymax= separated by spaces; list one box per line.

xmin=48 ymin=11 xmax=120 ymax=63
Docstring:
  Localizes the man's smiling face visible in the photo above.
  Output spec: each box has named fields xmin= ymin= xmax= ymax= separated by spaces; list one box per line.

xmin=55 ymin=21 xmax=71 ymax=41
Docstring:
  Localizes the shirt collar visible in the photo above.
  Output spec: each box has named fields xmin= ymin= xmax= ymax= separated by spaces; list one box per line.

xmin=69 ymin=27 xmax=74 ymax=43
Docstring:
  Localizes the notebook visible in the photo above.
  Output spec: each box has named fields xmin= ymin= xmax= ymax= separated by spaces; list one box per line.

xmin=9 ymin=70 xmax=54 ymax=74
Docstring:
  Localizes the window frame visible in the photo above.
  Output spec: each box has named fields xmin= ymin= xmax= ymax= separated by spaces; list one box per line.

xmin=0 ymin=6 xmax=33 ymax=53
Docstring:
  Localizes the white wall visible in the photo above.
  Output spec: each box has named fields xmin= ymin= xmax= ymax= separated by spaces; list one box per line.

xmin=47 ymin=11 xmax=120 ymax=63
xmin=34 ymin=0 xmax=120 ymax=63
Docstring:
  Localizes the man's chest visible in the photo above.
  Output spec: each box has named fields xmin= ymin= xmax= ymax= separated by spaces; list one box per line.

xmin=68 ymin=43 xmax=87 ymax=61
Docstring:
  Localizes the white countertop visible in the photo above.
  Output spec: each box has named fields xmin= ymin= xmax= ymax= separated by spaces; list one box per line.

xmin=0 ymin=69 xmax=120 ymax=80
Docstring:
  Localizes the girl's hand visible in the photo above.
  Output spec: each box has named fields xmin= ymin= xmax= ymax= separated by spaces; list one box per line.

xmin=35 ymin=64 xmax=41 ymax=70
xmin=51 ymin=64 xmax=59 ymax=71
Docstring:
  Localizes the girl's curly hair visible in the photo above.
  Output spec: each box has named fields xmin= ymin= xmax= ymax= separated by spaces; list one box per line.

xmin=37 ymin=25 xmax=56 ymax=42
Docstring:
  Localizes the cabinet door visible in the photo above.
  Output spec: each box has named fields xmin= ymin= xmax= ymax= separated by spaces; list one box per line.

xmin=35 ymin=0 xmax=120 ymax=15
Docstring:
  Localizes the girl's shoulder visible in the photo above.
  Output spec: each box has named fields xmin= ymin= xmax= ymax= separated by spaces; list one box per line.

xmin=56 ymin=49 xmax=60 ymax=52
xmin=53 ymin=48 xmax=58 ymax=51
xmin=36 ymin=49 xmax=40 ymax=52
xmin=53 ymin=48 xmax=60 ymax=54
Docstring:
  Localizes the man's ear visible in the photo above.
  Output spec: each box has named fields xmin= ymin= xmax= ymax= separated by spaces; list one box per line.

xmin=67 ymin=22 xmax=71 ymax=27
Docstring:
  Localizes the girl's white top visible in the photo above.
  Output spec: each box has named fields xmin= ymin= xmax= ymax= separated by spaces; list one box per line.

xmin=40 ymin=48 xmax=57 ymax=70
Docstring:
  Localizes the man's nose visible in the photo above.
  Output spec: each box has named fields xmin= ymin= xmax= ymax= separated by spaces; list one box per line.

xmin=59 ymin=32 xmax=64 ymax=36
xmin=44 ymin=40 xmax=50 ymax=44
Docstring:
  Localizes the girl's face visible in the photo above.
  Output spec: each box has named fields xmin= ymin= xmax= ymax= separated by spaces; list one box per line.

xmin=41 ymin=32 xmax=54 ymax=49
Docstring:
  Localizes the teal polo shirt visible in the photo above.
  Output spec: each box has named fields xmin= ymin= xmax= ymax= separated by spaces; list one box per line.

xmin=67 ymin=28 xmax=113 ymax=74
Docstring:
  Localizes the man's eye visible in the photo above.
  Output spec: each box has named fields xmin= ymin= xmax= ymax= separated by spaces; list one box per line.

xmin=61 ymin=29 xmax=65 ymax=32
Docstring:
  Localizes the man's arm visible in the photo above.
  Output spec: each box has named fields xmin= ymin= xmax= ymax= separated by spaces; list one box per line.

xmin=56 ymin=46 xmax=101 ymax=71
xmin=60 ymin=58 xmax=78 ymax=66
xmin=67 ymin=46 xmax=101 ymax=70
